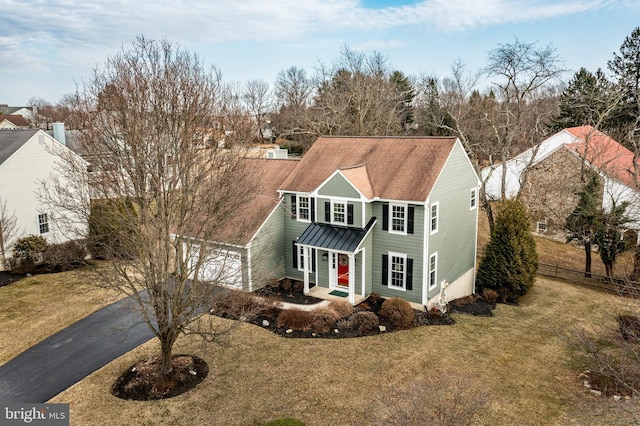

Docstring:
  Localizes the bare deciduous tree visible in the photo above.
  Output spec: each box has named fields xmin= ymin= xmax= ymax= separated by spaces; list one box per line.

xmin=310 ymin=45 xmax=410 ymax=137
xmin=0 ymin=198 xmax=18 ymax=269
xmin=242 ymin=79 xmax=272 ymax=141
xmin=43 ymin=36 xmax=259 ymax=376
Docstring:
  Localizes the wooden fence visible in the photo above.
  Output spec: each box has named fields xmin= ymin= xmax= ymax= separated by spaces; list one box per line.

xmin=476 ymin=248 xmax=640 ymax=298
xmin=537 ymin=262 xmax=640 ymax=298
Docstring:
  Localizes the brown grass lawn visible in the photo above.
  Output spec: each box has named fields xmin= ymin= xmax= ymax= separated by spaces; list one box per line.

xmin=4 ymin=217 xmax=639 ymax=424
xmin=0 ymin=265 xmax=121 ymax=365
xmin=477 ymin=210 xmax=635 ymax=277
xmin=50 ymin=277 xmax=640 ymax=425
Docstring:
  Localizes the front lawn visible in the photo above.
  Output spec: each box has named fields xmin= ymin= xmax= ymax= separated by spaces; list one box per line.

xmin=0 ymin=265 xmax=120 ymax=365
xmin=51 ymin=277 xmax=639 ymax=425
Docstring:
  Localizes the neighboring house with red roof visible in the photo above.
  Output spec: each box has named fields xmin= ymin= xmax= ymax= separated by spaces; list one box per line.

xmin=189 ymin=136 xmax=480 ymax=307
xmin=482 ymin=126 xmax=640 ymax=235
xmin=0 ymin=114 xmax=30 ymax=129
xmin=0 ymin=129 xmax=88 ymax=269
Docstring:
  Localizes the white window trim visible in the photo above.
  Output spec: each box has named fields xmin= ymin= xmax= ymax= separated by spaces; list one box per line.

xmin=388 ymin=251 xmax=407 ymax=291
xmin=470 ymin=188 xmax=477 ymax=210
xmin=389 ymin=203 xmax=407 ymax=235
xmin=38 ymin=212 xmax=50 ymax=235
xmin=430 ymin=202 xmax=439 ymax=234
xmin=536 ymin=220 xmax=547 ymax=234
xmin=429 ymin=252 xmax=438 ymax=289
xmin=297 ymin=195 xmax=311 ymax=223
xmin=297 ymin=245 xmax=305 ymax=272
xmin=331 ymin=200 xmax=347 ymax=225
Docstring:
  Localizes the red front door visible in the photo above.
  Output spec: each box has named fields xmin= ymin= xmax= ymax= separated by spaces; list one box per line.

xmin=338 ymin=254 xmax=349 ymax=287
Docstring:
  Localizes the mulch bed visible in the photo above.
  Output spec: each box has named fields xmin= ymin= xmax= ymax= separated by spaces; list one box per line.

xmin=111 ymin=354 xmax=209 ymax=401
xmin=210 ymin=281 xmax=494 ymax=339
xmin=0 ymin=271 xmax=25 ymax=287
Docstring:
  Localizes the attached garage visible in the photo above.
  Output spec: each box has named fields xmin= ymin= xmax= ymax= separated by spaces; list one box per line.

xmin=185 ymin=242 xmax=243 ymax=290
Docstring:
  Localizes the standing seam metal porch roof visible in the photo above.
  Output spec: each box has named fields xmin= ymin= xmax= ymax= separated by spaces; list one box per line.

xmin=296 ymin=218 xmax=376 ymax=252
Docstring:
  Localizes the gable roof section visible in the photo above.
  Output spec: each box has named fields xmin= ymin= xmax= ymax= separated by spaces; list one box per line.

xmin=339 ymin=165 xmax=374 ymax=199
xmin=209 ymin=158 xmax=298 ymax=245
xmin=280 ymin=136 xmax=458 ymax=202
xmin=0 ymin=129 xmax=39 ymax=166
xmin=565 ymin=126 xmax=638 ymax=188
xmin=0 ymin=115 xmax=29 ymax=127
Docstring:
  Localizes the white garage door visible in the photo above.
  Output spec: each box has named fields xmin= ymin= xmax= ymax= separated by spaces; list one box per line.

xmin=186 ymin=242 xmax=243 ymax=290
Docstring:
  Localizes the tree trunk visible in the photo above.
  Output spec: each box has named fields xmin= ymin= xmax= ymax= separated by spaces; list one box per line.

xmin=160 ymin=336 xmax=174 ymax=376
xmin=584 ymin=242 xmax=592 ymax=278
xmin=631 ymin=244 xmax=640 ymax=281
xmin=485 ymin=203 xmax=495 ymax=235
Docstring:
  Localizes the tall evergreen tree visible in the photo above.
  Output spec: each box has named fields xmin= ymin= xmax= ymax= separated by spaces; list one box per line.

xmin=476 ymin=199 xmax=538 ymax=303
xmin=608 ymin=27 xmax=640 ymax=147
xmin=390 ymin=70 xmax=415 ymax=131
xmin=565 ymin=172 xmax=604 ymax=277
xmin=594 ymin=201 xmax=632 ymax=278
xmin=550 ymin=68 xmax=619 ymax=132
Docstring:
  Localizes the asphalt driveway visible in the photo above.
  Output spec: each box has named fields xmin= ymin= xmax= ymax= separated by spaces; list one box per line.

xmin=0 ymin=294 xmax=155 ymax=403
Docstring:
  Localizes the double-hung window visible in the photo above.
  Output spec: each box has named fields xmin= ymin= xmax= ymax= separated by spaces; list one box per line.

xmin=38 ymin=213 xmax=49 ymax=234
xmin=390 ymin=204 xmax=406 ymax=234
xmin=298 ymin=196 xmax=310 ymax=221
xmin=390 ymin=253 xmax=406 ymax=290
xmin=332 ymin=201 xmax=346 ymax=225
xmin=430 ymin=202 xmax=439 ymax=234
xmin=470 ymin=188 xmax=477 ymax=210
xmin=429 ymin=253 xmax=438 ymax=289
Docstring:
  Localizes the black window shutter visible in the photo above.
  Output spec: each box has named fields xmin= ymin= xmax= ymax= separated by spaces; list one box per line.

xmin=311 ymin=248 xmax=316 ymax=272
xmin=382 ymin=204 xmax=389 ymax=231
xmin=291 ymin=195 xmax=297 ymax=219
xmin=325 ymin=201 xmax=330 ymax=222
xmin=406 ymin=258 xmax=413 ymax=290
xmin=382 ymin=254 xmax=388 ymax=286
xmin=347 ymin=204 xmax=354 ymax=225
xmin=407 ymin=206 xmax=414 ymax=234
xmin=310 ymin=198 xmax=315 ymax=222
xmin=292 ymin=240 xmax=298 ymax=268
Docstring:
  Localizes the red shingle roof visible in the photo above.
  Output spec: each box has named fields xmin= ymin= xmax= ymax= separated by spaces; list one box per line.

xmin=280 ymin=136 xmax=458 ymax=202
xmin=565 ymin=126 xmax=638 ymax=187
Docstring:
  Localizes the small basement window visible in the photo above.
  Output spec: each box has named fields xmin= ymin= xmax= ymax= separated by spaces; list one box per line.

xmin=536 ymin=221 xmax=547 ymax=234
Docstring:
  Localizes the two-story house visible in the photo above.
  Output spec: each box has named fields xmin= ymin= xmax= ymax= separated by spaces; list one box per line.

xmin=277 ymin=136 xmax=479 ymax=306
xmin=0 ymin=129 xmax=87 ymax=268
xmin=182 ymin=135 xmax=479 ymax=307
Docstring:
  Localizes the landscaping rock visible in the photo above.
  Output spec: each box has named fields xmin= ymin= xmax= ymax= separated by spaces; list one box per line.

xmin=379 ymin=325 xmax=387 ymax=332
xmin=262 ymin=320 xmax=270 ymax=327
xmin=286 ymin=329 xmax=293 ymax=334
xmin=590 ymin=390 xmax=602 ymax=396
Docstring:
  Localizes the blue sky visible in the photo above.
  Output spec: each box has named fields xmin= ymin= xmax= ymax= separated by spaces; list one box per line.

xmin=1 ymin=0 xmax=640 ymax=105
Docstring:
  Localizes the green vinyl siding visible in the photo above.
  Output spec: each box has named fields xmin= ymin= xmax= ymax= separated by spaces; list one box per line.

xmin=317 ymin=197 xmax=362 ymax=227
xmin=284 ymin=193 xmax=316 ymax=283
xmin=250 ymin=202 xmax=287 ymax=289
xmin=317 ymin=249 xmax=330 ymax=289
xmin=318 ymin=173 xmax=361 ymax=199
xmin=371 ymin=202 xmax=425 ymax=304
xmin=427 ymin=142 xmax=478 ymax=300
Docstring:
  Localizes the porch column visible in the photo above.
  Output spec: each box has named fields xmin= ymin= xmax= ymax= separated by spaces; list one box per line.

xmin=348 ymin=253 xmax=355 ymax=305
xmin=303 ymin=246 xmax=310 ymax=294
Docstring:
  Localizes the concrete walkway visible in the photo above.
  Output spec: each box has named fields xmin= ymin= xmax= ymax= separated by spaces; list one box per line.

xmin=0 ymin=295 xmax=155 ymax=403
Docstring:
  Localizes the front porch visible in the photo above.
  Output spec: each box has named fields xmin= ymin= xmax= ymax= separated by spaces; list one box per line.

xmin=307 ymin=285 xmax=366 ymax=305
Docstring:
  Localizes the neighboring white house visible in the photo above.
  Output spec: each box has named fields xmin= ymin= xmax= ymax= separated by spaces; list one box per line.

xmin=0 ymin=115 xmax=30 ymax=129
xmin=482 ymin=126 xmax=640 ymax=232
xmin=0 ymin=129 xmax=88 ymax=268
